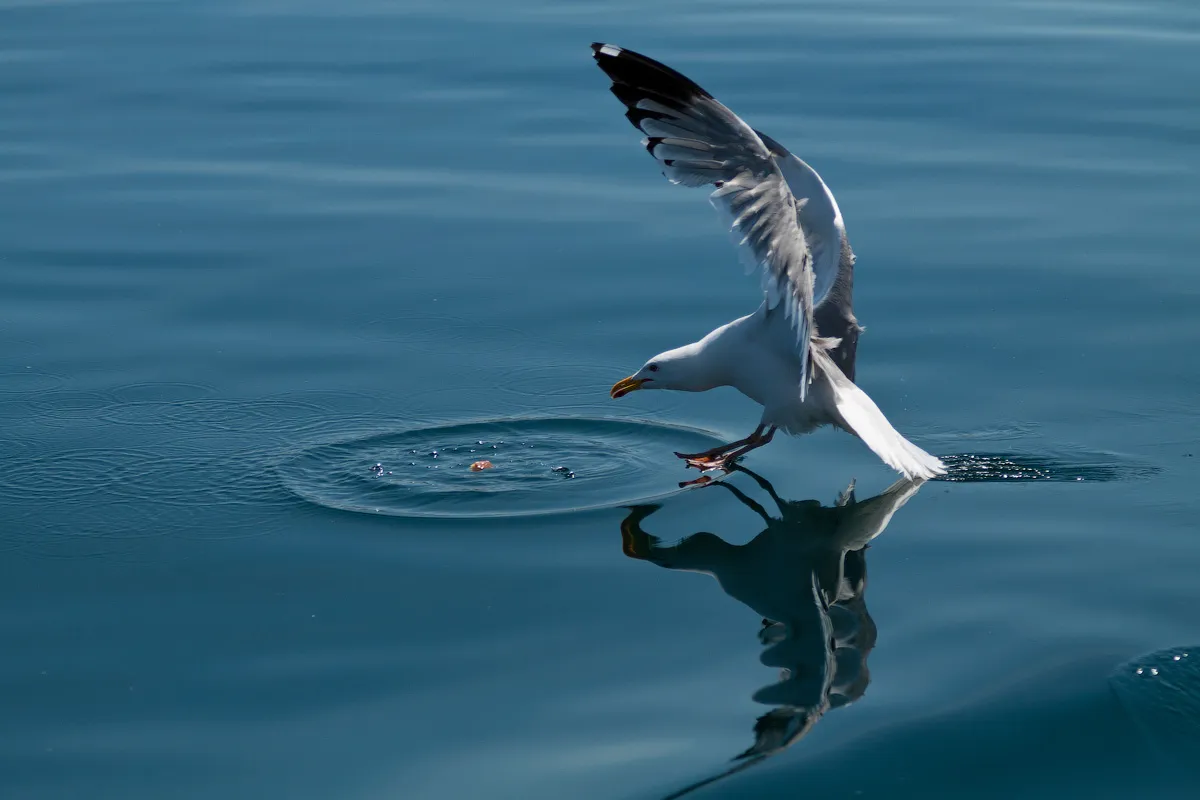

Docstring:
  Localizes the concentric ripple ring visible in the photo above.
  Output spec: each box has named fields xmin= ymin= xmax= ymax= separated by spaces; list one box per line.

xmin=277 ymin=417 xmax=729 ymax=520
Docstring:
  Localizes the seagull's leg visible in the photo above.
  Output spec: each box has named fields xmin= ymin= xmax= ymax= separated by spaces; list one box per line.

xmin=716 ymin=425 xmax=776 ymax=465
xmin=682 ymin=426 xmax=776 ymax=472
xmin=675 ymin=425 xmax=765 ymax=462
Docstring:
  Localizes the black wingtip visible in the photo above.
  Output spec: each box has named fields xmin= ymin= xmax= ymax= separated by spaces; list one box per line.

xmin=588 ymin=43 xmax=712 ymax=102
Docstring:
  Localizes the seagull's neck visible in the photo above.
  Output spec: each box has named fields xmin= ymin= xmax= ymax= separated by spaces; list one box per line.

xmin=673 ymin=314 xmax=756 ymax=392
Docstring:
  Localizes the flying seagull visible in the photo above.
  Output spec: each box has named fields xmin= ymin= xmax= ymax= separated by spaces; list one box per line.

xmin=592 ymin=42 xmax=945 ymax=480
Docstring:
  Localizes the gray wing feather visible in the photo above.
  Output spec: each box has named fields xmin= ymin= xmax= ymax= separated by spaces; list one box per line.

xmin=592 ymin=43 xmax=817 ymax=398
xmin=754 ymin=130 xmax=848 ymax=310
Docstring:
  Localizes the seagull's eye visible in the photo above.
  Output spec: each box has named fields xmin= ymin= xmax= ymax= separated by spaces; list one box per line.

xmin=648 ymin=364 xmax=659 ymax=373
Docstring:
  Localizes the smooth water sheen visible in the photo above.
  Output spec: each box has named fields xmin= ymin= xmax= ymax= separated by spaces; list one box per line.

xmin=3 ymin=1 xmax=1200 ymax=798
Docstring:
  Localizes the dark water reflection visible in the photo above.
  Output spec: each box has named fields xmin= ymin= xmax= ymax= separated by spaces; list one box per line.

xmin=621 ymin=467 xmax=920 ymax=797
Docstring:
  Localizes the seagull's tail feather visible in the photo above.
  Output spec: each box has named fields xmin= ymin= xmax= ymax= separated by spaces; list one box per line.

xmin=811 ymin=348 xmax=945 ymax=481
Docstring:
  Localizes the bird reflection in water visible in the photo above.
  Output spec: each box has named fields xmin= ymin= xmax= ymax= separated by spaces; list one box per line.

xmin=619 ymin=465 xmax=924 ymax=796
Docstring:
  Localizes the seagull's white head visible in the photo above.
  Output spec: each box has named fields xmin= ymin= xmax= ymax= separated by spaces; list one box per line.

xmin=610 ymin=343 xmax=716 ymax=398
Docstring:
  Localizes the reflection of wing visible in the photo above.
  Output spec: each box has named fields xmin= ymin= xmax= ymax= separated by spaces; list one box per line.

xmin=834 ymin=477 xmax=924 ymax=552
xmin=591 ymin=42 xmax=817 ymax=398
xmin=753 ymin=571 xmax=836 ymax=704
xmin=737 ymin=706 xmax=823 ymax=762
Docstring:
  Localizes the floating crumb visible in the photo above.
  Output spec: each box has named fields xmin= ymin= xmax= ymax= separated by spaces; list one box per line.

xmin=470 ymin=460 xmax=494 ymax=471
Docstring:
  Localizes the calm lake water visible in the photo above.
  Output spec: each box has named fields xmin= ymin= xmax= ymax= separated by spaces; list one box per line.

xmin=3 ymin=1 xmax=1200 ymax=797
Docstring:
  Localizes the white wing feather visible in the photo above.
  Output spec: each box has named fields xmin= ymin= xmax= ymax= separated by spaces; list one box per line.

xmin=754 ymin=130 xmax=847 ymax=309
xmin=811 ymin=347 xmax=946 ymax=480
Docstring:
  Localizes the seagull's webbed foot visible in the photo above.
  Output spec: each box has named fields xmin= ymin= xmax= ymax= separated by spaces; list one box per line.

xmin=681 ymin=453 xmax=740 ymax=473
xmin=677 ymin=425 xmax=777 ymax=476
xmin=674 ymin=424 xmax=765 ymax=463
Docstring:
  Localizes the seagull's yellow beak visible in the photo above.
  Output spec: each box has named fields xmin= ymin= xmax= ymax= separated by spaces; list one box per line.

xmin=610 ymin=375 xmax=646 ymax=399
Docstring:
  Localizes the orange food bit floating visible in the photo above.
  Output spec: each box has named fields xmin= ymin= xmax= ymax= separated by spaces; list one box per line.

xmin=469 ymin=460 xmax=494 ymax=471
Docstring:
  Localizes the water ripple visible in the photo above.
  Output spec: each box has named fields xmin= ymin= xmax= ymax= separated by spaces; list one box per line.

xmin=278 ymin=417 xmax=727 ymax=519
xmin=935 ymin=451 xmax=1159 ymax=482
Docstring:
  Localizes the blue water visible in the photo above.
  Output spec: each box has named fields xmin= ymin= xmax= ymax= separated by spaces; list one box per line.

xmin=3 ymin=1 xmax=1200 ymax=797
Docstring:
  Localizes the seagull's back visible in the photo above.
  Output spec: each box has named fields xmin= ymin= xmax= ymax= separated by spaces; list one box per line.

xmin=814 ymin=236 xmax=861 ymax=382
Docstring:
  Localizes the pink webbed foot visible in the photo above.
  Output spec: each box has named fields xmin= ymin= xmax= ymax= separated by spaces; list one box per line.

xmin=681 ymin=453 xmax=738 ymax=473
xmin=675 ymin=425 xmax=776 ymax=476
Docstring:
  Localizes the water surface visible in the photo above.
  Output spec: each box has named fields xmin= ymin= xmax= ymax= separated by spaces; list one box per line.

xmin=2 ymin=1 xmax=1200 ymax=798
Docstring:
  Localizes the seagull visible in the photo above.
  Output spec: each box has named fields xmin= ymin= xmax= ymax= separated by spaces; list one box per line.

xmin=592 ymin=43 xmax=945 ymax=480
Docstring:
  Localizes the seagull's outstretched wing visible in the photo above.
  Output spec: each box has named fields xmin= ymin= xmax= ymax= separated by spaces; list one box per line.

xmin=591 ymin=42 xmax=821 ymax=397
xmin=752 ymin=130 xmax=848 ymax=310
